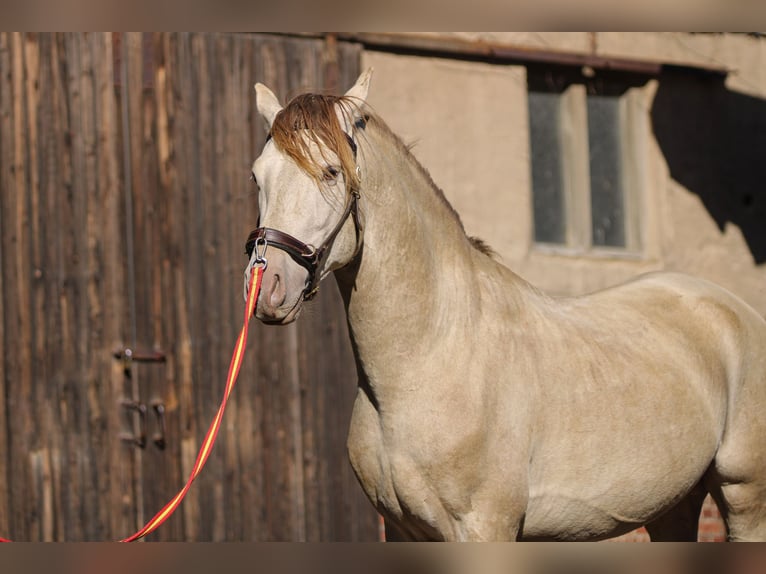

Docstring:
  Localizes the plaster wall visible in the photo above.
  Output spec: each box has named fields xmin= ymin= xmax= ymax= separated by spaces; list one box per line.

xmin=361 ymin=33 xmax=766 ymax=316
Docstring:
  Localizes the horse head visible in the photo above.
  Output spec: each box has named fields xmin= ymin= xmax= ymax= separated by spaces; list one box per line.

xmin=245 ymin=69 xmax=373 ymax=324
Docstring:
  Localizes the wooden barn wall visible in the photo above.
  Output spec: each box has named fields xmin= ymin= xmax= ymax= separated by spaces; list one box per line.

xmin=0 ymin=32 xmax=378 ymax=541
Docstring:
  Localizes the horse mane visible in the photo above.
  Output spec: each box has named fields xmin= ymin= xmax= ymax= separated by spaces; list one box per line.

xmin=363 ymin=112 xmax=498 ymax=259
xmin=467 ymin=236 xmax=497 ymax=258
xmin=270 ymin=92 xmax=495 ymax=259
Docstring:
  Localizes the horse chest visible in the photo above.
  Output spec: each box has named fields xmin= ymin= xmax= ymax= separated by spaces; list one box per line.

xmin=347 ymin=383 xmax=505 ymax=539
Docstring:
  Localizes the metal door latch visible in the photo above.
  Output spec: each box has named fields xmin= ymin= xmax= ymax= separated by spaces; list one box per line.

xmin=151 ymin=402 xmax=167 ymax=450
xmin=120 ymin=399 xmax=147 ymax=448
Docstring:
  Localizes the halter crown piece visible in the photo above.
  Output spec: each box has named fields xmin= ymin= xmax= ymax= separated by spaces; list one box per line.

xmin=244 ymin=129 xmax=363 ymax=301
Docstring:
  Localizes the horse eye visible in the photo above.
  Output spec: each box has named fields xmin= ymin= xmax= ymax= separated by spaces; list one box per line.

xmin=323 ymin=166 xmax=340 ymax=181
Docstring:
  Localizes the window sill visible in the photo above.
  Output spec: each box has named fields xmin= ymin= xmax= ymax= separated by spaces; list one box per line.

xmin=531 ymin=242 xmax=646 ymax=261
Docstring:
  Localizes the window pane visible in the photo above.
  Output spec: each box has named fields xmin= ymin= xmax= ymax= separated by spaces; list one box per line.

xmin=587 ymin=94 xmax=625 ymax=247
xmin=529 ymin=91 xmax=566 ymax=244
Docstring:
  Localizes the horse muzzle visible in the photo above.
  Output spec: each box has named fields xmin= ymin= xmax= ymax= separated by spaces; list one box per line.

xmin=251 ymin=252 xmax=309 ymax=325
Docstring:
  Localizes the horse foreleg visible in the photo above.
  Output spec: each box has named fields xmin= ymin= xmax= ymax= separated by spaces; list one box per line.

xmin=644 ymin=483 xmax=708 ymax=541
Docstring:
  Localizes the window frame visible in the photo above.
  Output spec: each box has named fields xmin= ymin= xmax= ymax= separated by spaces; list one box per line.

xmin=527 ymin=66 xmax=648 ymax=257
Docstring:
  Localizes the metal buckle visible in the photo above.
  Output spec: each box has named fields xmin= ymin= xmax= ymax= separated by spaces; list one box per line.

xmin=253 ymin=237 xmax=268 ymax=268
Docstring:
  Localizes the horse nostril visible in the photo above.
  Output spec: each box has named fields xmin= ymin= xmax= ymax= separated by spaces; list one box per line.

xmin=268 ymin=273 xmax=286 ymax=308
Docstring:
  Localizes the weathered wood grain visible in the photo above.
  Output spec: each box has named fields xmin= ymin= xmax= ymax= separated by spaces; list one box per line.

xmin=0 ymin=31 xmax=13 ymax=539
xmin=0 ymin=32 xmax=377 ymax=542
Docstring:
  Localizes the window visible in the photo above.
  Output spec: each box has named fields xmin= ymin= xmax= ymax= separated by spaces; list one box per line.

xmin=527 ymin=67 xmax=647 ymax=253
xmin=529 ymin=90 xmax=566 ymax=244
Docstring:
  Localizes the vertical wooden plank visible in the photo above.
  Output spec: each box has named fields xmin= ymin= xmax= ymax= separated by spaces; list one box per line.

xmin=0 ymin=31 xmax=12 ymax=539
xmin=27 ymin=31 xmax=77 ymax=543
xmin=64 ymin=32 xmax=97 ymax=540
xmin=45 ymin=32 xmax=68 ymax=539
xmin=186 ymin=31 xmax=214 ymax=541
xmin=196 ymin=30 xmax=230 ymax=541
xmin=52 ymin=31 xmax=117 ymax=541
xmin=173 ymin=31 xmax=203 ymax=541
xmin=51 ymin=31 xmax=94 ymax=541
xmin=205 ymin=33 xmax=226 ymax=542
xmin=120 ymin=30 xmax=150 ymax=538
xmin=66 ymin=32 xmax=100 ymax=540
xmin=233 ymin=35 xmax=268 ymax=542
xmin=136 ymin=31 xmax=186 ymax=542
xmin=24 ymin=32 xmax=59 ymax=542
xmin=95 ymin=30 xmax=136 ymax=540
xmin=215 ymin=32 xmax=242 ymax=542
xmin=154 ymin=30 xmax=185 ymax=541
xmin=34 ymin=32 xmax=65 ymax=542
xmin=48 ymin=32 xmax=70 ymax=539
xmin=6 ymin=30 xmax=37 ymax=541
xmin=152 ymin=31 xmax=187 ymax=542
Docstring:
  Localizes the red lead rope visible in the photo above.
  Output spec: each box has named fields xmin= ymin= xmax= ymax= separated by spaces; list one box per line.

xmin=120 ymin=266 xmax=263 ymax=542
xmin=0 ymin=266 xmax=263 ymax=543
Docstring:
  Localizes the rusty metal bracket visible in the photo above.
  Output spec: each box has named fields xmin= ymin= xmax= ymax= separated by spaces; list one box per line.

xmin=113 ymin=347 xmax=167 ymax=364
xmin=151 ymin=402 xmax=167 ymax=450
xmin=120 ymin=400 xmax=147 ymax=449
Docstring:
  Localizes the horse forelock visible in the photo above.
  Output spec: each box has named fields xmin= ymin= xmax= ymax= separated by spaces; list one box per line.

xmin=269 ymin=93 xmax=361 ymax=191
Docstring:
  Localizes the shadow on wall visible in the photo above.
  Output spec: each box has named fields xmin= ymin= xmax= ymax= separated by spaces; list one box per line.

xmin=651 ymin=67 xmax=766 ymax=264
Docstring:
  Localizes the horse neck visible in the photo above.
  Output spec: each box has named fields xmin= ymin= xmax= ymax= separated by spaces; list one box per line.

xmin=335 ymin=125 xmax=487 ymax=362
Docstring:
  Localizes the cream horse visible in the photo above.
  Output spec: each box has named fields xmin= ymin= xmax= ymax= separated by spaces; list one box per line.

xmin=244 ymin=69 xmax=766 ymax=541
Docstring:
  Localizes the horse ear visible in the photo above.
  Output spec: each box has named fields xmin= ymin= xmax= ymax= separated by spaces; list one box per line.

xmin=344 ymin=68 xmax=373 ymax=104
xmin=255 ymin=82 xmax=282 ymax=129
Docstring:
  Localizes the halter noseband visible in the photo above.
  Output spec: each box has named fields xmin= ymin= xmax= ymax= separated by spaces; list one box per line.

xmin=244 ymin=132 xmax=362 ymax=301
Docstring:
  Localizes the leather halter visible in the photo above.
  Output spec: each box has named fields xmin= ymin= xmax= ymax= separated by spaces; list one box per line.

xmin=244 ymin=132 xmax=362 ymax=301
